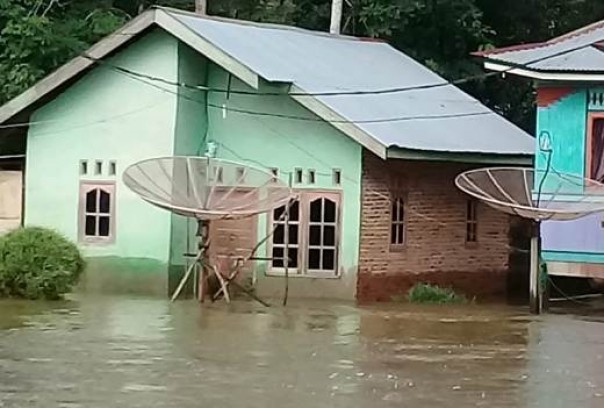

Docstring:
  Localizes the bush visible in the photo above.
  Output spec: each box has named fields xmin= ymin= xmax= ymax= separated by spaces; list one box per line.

xmin=0 ymin=227 xmax=85 ymax=300
xmin=406 ymin=283 xmax=467 ymax=304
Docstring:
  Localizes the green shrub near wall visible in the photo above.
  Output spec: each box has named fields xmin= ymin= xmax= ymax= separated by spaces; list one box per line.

xmin=0 ymin=227 xmax=85 ymax=300
xmin=406 ymin=283 xmax=468 ymax=304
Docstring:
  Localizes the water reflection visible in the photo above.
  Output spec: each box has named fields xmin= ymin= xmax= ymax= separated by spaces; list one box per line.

xmin=0 ymin=296 xmax=604 ymax=407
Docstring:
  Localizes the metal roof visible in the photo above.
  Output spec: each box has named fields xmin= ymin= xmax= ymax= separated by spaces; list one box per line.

xmin=169 ymin=10 xmax=534 ymax=157
xmin=0 ymin=7 xmax=534 ymax=158
xmin=478 ymin=19 xmax=604 ymax=72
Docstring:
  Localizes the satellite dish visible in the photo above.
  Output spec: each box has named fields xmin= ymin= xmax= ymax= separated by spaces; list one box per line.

xmin=455 ymin=167 xmax=604 ymax=221
xmin=455 ymin=166 xmax=604 ymax=314
xmin=123 ymin=156 xmax=293 ymax=220
xmin=123 ymin=156 xmax=295 ymax=305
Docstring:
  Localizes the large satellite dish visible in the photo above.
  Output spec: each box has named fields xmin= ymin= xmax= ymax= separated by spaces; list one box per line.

xmin=455 ymin=167 xmax=604 ymax=221
xmin=123 ymin=156 xmax=292 ymax=220
xmin=123 ymin=156 xmax=295 ymax=304
xmin=455 ymin=166 xmax=604 ymax=314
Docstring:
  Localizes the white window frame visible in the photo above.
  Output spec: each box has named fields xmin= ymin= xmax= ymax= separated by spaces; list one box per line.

xmin=267 ymin=190 xmax=341 ymax=278
xmin=78 ymin=181 xmax=116 ymax=244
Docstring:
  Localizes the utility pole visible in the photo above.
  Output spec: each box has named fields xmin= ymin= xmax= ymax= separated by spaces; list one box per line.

xmin=195 ymin=0 xmax=207 ymax=15
xmin=330 ymin=0 xmax=343 ymax=34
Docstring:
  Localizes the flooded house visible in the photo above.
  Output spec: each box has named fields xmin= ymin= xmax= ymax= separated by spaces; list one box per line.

xmin=0 ymin=7 xmax=534 ymax=301
xmin=476 ymin=19 xmax=604 ymax=288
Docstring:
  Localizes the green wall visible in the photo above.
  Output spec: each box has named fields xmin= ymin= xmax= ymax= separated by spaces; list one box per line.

xmin=26 ymin=30 xmax=180 ymax=294
xmin=535 ymin=89 xmax=587 ymax=179
xmin=168 ymin=43 xmax=210 ymax=294
xmin=24 ymin=33 xmax=364 ymax=299
xmin=205 ymin=65 xmax=363 ymax=299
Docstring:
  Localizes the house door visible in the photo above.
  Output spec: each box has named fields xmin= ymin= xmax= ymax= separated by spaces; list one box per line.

xmin=0 ymin=171 xmax=22 ymax=234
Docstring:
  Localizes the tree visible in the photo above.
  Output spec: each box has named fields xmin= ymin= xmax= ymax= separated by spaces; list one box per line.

xmin=1 ymin=0 xmax=604 ymax=131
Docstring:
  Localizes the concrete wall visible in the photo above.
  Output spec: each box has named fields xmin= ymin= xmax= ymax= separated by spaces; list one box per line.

xmin=205 ymin=65 xmax=363 ymax=300
xmin=357 ymin=152 xmax=511 ymax=302
xmin=26 ymin=30 xmax=180 ymax=294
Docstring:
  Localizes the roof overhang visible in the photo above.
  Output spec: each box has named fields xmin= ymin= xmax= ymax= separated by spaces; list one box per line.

xmin=484 ymin=61 xmax=604 ymax=82
xmin=387 ymin=146 xmax=533 ymax=166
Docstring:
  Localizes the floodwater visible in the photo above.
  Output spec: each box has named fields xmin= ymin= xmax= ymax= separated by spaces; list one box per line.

xmin=1 ymin=297 xmax=604 ymax=408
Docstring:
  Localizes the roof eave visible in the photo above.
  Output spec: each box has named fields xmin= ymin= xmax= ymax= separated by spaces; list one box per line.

xmin=387 ymin=147 xmax=533 ymax=165
xmin=484 ymin=61 xmax=604 ymax=82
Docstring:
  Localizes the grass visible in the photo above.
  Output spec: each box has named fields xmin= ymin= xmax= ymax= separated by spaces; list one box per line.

xmin=404 ymin=283 xmax=468 ymax=304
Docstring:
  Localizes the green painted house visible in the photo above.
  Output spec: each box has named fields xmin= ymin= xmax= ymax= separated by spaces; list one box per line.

xmin=0 ymin=7 xmax=534 ymax=300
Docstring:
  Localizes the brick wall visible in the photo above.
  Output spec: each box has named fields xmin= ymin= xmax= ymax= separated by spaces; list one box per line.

xmin=357 ymin=151 xmax=512 ymax=302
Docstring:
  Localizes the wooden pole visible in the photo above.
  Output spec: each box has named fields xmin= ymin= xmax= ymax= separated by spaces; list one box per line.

xmin=197 ymin=220 xmax=210 ymax=303
xmin=330 ymin=0 xmax=343 ymax=34
xmin=529 ymin=221 xmax=544 ymax=314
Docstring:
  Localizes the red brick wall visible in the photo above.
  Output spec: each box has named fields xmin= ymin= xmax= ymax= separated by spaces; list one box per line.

xmin=357 ymin=151 xmax=512 ymax=302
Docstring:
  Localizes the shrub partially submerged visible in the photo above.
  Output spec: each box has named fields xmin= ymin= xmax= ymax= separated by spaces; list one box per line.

xmin=406 ymin=283 xmax=467 ymax=304
xmin=0 ymin=227 xmax=84 ymax=300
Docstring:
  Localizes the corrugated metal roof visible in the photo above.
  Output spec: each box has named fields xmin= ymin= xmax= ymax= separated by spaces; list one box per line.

xmin=479 ymin=19 xmax=604 ymax=72
xmin=168 ymin=10 xmax=534 ymax=156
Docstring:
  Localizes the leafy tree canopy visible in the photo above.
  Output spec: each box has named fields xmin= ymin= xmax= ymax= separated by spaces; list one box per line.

xmin=1 ymin=0 xmax=604 ymax=130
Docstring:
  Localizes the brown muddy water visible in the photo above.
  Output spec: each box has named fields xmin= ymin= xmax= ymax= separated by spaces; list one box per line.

xmin=1 ymin=297 xmax=604 ymax=408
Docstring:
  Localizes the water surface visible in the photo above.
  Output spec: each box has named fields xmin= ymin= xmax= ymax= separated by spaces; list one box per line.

xmin=1 ymin=296 xmax=603 ymax=407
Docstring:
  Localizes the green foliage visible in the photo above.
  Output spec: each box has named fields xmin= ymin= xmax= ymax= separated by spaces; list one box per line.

xmin=0 ymin=227 xmax=85 ymax=300
xmin=1 ymin=0 xmax=604 ymax=130
xmin=0 ymin=0 xmax=128 ymax=105
xmin=405 ymin=283 xmax=467 ymax=304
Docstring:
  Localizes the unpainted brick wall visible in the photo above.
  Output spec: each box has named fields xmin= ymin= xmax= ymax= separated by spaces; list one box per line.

xmin=357 ymin=151 xmax=512 ymax=302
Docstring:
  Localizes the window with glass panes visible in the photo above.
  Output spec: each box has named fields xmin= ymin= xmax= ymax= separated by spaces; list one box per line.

xmin=271 ymin=200 xmax=299 ymax=269
xmin=79 ymin=182 xmax=115 ymax=243
xmin=269 ymin=192 xmax=340 ymax=276
xmin=390 ymin=197 xmax=405 ymax=246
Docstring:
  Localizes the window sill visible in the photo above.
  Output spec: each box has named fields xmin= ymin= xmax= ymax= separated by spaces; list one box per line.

xmin=465 ymin=241 xmax=479 ymax=249
xmin=79 ymin=239 xmax=115 ymax=246
xmin=389 ymin=244 xmax=406 ymax=253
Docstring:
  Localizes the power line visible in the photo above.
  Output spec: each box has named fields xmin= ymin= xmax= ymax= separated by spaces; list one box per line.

xmin=0 ymin=100 xmax=164 ymax=131
xmin=90 ymin=63 xmax=494 ymax=125
xmin=81 ymin=39 xmax=593 ymax=97
xmin=1 ymin=37 xmax=592 ymax=130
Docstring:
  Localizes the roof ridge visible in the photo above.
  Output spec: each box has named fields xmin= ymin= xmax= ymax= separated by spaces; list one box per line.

xmin=154 ymin=5 xmax=366 ymax=42
xmin=476 ymin=18 xmax=604 ymax=57
xmin=548 ymin=18 xmax=604 ymax=45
